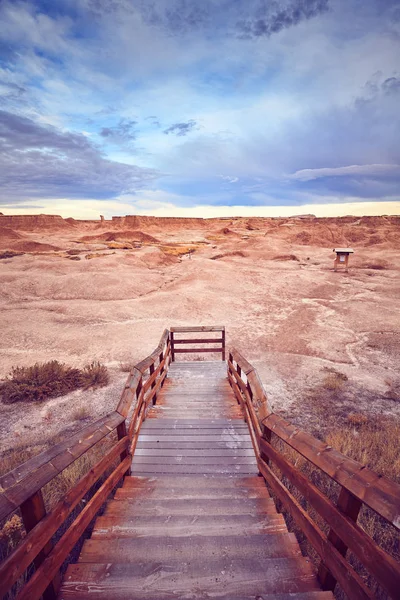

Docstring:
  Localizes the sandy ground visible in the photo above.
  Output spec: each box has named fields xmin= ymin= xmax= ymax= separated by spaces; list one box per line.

xmin=0 ymin=215 xmax=399 ymax=453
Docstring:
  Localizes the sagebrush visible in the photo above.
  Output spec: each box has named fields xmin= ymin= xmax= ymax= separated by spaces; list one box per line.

xmin=0 ymin=360 xmax=109 ymax=404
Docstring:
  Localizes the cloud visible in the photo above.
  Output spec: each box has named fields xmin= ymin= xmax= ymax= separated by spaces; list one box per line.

xmin=0 ymin=110 xmax=159 ymax=202
xmin=290 ymin=164 xmax=400 ymax=181
xmin=164 ymin=119 xmax=198 ymax=136
xmin=99 ymin=118 xmax=137 ymax=145
xmin=236 ymin=0 xmax=330 ymax=38
xmin=138 ymin=0 xmax=330 ymax=37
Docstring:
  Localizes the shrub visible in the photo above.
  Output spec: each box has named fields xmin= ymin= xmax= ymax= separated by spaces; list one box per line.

xmin=72 ymin=405 xmax=91 ymax=420
xmin=0 ymin=360 xmax=109 ymax=404
xmin=119 ymin=362 xmax=132 ymax=372
xmin=80 ymin=361 xmax=109 ymax=389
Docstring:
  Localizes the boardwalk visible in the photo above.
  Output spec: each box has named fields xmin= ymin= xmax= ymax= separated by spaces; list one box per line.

xmin=59 ymin=362 xmax=333 ymax=599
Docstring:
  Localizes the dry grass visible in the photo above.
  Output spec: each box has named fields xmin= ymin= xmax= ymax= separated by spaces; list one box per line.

xmin=106 ymin=241 xmax=133 ymax=250
xmin=0 ymin=360 xmax=109 ymax=404
xmin=119 ymin=362 xmax=133 ymax=372
xmin=269 ymin=413 xmax=400 ymax=599
xmin=0 ymin=250 xmax=24 ymax=259
xmin=160 ymin=245 xmax=198 ymax=257
xmin=72 ymin=404 xmax=91 ymax=421
xmin=0 ymin=431 xmax=120 ymax=598
xmin=80 ymin=361 xmax=109 ymax=389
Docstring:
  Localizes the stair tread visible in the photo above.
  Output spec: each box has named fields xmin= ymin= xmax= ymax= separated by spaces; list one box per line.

xmin=115 ymin=487 xmax=267 ymax=500
xmin=61 ymin=557 xmax=322 ymax=598
xmin=123 ymin=475 xmax=266 ymax=487
xmin=106 ymin=498 xmax=278 ymax=517
xmin=91 ymin=514 xmax=289 ymax=538
xmin=79 ymin=534 xmax=301 ymax=562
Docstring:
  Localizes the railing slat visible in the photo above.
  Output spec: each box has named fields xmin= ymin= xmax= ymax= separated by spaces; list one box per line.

xmin=170 ymin=326 xmax=224 ymax=332
xmin=0 ymin=437 xmax=129 ymax=597
xmin=263 ymin=413 xmax=400 ymax=527
xmin=0 ymin=411 xmax=124 ymax=522
xmin=20 ymin=490 xmax=59 ymax=600
xmin=173 ymin=338 xmax=224 ymax=344
xmin=15 ymin=456 xmax=131 ymax=600
xmin=257 ymin=458 xmax=373 ymax=600
xmin=259 ymin=437 xmax=400 ymax=598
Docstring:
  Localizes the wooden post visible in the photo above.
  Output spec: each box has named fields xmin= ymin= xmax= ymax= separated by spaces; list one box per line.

xmin=149 ymin=363 xmax=157 ymax=405
xmin=20 ymin=491 xmax=59 ymax=600
xmin=317 ymin=487 xmax=362 ymax=591
xmin=170 ymin=331 xmax=175 ymax=362
xmin=221 ymin=328 xmax=226 ymax=361
xmin=261 ymin=424 xmax=272 ymax=467
xmin=116 ymin=421 xmax=130 ymax=476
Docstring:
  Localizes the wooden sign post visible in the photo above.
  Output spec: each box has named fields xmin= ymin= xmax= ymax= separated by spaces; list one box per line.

xmin=333 ymin=248 xmax=354 ymax=272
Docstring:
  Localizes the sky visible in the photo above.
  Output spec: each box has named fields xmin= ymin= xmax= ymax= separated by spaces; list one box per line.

xmin=0 ymin=0 xmax=399 ymax=219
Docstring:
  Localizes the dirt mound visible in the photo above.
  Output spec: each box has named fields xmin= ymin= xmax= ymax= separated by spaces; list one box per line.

xmin=111 ymin=215 xmax=207 ymax=231
xmin=11 ymin=241 xmax=61 ymax=253
xmin=210 ymin=251 xmax=246 ymax=260
xmin=272 ymin=254 xmax=299 ymax=261
xmin=0 ymin=214 xmax=72 ymax=231
xmin=140 ymin=248 xmax=180 ymax=268
xmin=219 ymin=227 xmax=240 ymax=235
xmin=0 ymin=227 xmax=22 ymax=241
xmin=79 ymin=230 xmax=158 ymax=244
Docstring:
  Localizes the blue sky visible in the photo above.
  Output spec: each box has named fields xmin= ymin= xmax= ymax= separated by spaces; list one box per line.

xmin=0 ymin=0 xmax=399 ymax=218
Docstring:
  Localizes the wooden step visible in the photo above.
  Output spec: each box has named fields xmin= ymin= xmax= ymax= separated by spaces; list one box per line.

xmin=136 ymin=440 xmax=253 ymax=449
xmin=123 ymin=475 xmax=267 ymax=488
xmin=60 ymin=557 xmax=321 ymax=598
xmin=130 ymin=463 xmax=258 ymax=475
xmin=105 ymin=497 xmax=279 ymax=517
xmin=79 ymin=534 xmax=301 ymax=563
xmin=140 ymin=419 xmax=247 ymax=428
xmin=91 ymin=514 xmax=291 ymax=538
xmin=115 ymin=486 xmax=266 ymax=500
xmin=134 ymin=448 xmax=255 ymax=457
xmin=131 ymin=456 xmax=257 ymax=467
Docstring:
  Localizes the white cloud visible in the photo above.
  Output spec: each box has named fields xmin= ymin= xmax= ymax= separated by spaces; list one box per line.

xmin=2 ymin=197 xmax=399 ymax=220
xmin=290 ymin=164 xmax=400 ymax=181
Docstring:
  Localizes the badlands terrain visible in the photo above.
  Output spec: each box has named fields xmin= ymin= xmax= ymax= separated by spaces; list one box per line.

xmin=0 ymin=212 xmax=399 ymax=454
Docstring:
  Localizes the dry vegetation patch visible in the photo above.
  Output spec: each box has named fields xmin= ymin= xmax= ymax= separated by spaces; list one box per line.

xmin=0 ymin=250 xmax=24 ymax=259
xmin=0 ymin=360 xmax=109 ymax=404
xmin=160 ymin=245 xmax=198 ymax=257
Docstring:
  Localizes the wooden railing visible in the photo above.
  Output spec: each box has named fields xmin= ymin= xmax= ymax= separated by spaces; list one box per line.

xmin=170 ymin=326 xmax=225 ymax=361
xmin=2 ymin=330 xmax=399 ymax=600
xmin=228 ymin=348 xmax=400 ymax=600
xmin=0 ymin=329 xmax=171 ymax=600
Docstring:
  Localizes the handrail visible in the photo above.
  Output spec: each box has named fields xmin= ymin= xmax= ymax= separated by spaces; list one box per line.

xmin=228 ymin=348 xmax=400 ymax=600
xmin=170 ymin=326 xmax=225 ymax=361
xmin=0 ymin=328 xmax=172 ymax=600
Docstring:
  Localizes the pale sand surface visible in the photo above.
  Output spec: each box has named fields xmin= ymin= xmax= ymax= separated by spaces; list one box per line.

xmin=0 ymin=215 xmax=399 ymax=452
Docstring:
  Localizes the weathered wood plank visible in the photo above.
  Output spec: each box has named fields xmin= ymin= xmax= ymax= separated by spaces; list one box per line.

xmin=260 ymin=437 xmax=400 ymax=599
xmin=263 ymin=414 xmax=400 ymax=528
xmin=79 ymin=534 xmax=301 ymax=563
xmin=91 ymin=514 xmax=287 ymax=538
xmin=257 ymin=458 xmax=373 ymax=600
xmin=60 ymin=557 xmax=320 ymax=598
xmin=105 ymin=497 xmax=279 ymax=517
xmin=173 ymin=338 xmax=224 ymax=344
xmin=16 ymin=456 xmax=131 ymax=600
xmin=0 ymin=412 xmax=124 ymax=522
xmin=170 ymin=326 xmax=225 ymax=332
xmin=0 ymin=438 xmax=129 ymax=598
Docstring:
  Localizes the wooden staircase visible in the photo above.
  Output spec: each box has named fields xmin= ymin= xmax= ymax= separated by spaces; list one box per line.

xmin=1 ymin=327 xmax=399 ymax=600
xmin=59 ymin=361 xmax=331 ymax=599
